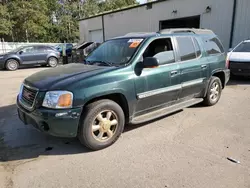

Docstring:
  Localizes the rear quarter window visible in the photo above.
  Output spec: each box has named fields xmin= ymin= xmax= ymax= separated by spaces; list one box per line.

xmin=202 ymin=36 xmax=224 ymax=55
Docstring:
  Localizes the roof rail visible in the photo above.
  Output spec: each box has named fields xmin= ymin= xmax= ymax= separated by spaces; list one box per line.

xmin=124 ymin=32 xmax=156 ymax=36
xmin=158 ymin=28 xmax=214 ymax=35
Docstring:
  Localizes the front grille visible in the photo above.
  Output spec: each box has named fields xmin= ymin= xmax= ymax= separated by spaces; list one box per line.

xmin=230 ymin=61 xmax=250 ymax=69
xmin=20 ymin=85 xmax=38 ymax=109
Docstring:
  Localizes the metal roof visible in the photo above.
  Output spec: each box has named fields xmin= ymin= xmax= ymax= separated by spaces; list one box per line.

xmin=79 ymin=0 xmax=169 ymax=21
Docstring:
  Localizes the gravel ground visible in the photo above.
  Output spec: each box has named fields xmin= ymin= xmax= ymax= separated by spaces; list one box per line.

xmin=0 ymin=67 xmax=250 ymax=188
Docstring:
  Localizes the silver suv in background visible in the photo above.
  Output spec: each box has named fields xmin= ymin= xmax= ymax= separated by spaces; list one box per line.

xmin=227 ymin=40 xmax=250 ymax=77
xmin=0 ymin=45 xmax=61 ymax=71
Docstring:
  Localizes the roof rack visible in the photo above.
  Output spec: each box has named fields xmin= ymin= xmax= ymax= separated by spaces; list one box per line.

xmin=158 ymin=28 xmax=214 ymax=35
xmin=124 ymin=32 xmax=157 ymax=36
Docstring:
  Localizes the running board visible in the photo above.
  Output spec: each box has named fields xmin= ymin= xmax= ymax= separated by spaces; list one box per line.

xmin=131 ymin=98 xmax=204 ymax=124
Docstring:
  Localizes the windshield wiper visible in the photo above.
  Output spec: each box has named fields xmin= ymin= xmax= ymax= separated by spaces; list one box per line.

xmin=88 ymin=61 xmax=113 ymax=67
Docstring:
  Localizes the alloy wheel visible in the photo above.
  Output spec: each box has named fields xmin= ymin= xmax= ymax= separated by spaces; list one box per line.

xmin=209 ymin=82 xmax=219 ymax=102
xmin=92 ymin=110 xmax=118 ymax=142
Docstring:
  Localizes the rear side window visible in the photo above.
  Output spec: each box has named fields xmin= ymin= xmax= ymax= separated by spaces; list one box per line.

xmin=193 ymin=38 xmax=201 ymax=57
xmin=203 ymin=37 xmax=224 ymax=55
xmin=176 ymin=37 xmax=196 ymax=61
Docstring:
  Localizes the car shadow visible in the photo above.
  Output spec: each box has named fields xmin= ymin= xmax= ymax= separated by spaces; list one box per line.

xmin=0 ymin=66 xmax=48 ymax=72
xmin=0 ymin=103 xmax=183 ymax=162
xmin=124 ymin=110 xmax=183 ymax=132
xmin=227 ymin=76 xmax=250 ymax=86
xmin=0 ymin=104 xmax=92 ymax=163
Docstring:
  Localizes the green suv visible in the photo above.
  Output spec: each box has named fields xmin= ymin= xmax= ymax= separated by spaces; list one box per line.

xmin=17 ymin=28 xmax=230 ymax=150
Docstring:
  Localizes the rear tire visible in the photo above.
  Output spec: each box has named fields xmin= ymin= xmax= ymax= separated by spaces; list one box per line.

xmin=203 ymin=76 xmax=222 ymax=106
xmin=47 ymin=57 xmax=58 ymax=67
xmin=78 ymin=99 xmax=125 ymax=150
xmin=5 ymin=59 xmax=19 ymax=71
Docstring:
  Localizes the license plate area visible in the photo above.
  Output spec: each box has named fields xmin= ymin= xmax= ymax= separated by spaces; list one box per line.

xmin=18 ymin=109 xmax=27 ymax=125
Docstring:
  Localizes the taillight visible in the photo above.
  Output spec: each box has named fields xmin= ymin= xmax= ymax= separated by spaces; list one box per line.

xmin=226 ymin=59 xmax=230 ymax=69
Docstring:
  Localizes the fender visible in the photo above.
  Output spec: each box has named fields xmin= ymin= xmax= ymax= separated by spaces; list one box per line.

xmin=5 ymin=55 xmax=22 ymax=66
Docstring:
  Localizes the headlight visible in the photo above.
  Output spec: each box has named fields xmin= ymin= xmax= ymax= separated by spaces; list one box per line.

xmin=0 ymin=56 xmax=4 ymax=59
xmin=18 ymin=84 xmax=24 ymax=100
xmin=42 ymin=91 xmax=73 ymax=109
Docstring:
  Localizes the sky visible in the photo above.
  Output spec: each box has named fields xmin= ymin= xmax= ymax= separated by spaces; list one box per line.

xmin=137 ymin=0 xmax=147 ymax=4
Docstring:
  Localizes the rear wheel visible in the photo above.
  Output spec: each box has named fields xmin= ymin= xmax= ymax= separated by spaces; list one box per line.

xmin=5 ymin=59 xmax=19 ymax=71
xmin=47 ymin=57 xmax=58 ymax=67
xmin=203 ymin=76 xmax=222 ymax=106
xmin=78 ymin=99 xmax=125 ymax=150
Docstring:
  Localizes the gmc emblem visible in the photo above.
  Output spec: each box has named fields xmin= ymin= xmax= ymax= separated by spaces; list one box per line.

xmin=23 ymin=90 xmax=31 ymax=99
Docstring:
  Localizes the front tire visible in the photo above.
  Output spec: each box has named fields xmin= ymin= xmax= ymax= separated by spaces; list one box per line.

xmin=5 ymin=59 xmax=19 ymax=71
xmin=203 ymin=76 xmax=222 ymax=106
xmin=47 ymin=57 xmax=58 ymax=67
xmin=78 ymin=99 xmax=125 ymax=150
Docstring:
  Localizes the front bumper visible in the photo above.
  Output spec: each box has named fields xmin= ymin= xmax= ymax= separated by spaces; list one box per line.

xmin=17 ymin=99 xmax=82 ymax=138
xmin=230 ymin=69 xmax=250 ymax=76
xmin=0 ymin=59 xmax=5 ymax=69
xmin=230 ymin=62 xmax=250 ymax=76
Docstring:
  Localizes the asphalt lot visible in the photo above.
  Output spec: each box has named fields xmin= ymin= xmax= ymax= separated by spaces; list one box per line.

xmin=0 ymin=67 xmax=250 ymax=188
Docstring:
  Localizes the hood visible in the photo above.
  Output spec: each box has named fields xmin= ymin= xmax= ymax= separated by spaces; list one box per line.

xmin=0 ymin=52 xmax=14 ymax=56
xmin=228 ymin=52 xmax=250 ymax=62
xmin=24 ymin=63 xmax=114 ymax=90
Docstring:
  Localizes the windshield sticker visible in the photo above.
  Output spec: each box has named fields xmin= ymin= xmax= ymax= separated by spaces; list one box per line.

xmin=128 ymin=39 xmax=143 ymax=43
xmin=129 ymin=42 xmax=141 ymax=48
xmin=128 ymin=39 xmax=143 ymax=48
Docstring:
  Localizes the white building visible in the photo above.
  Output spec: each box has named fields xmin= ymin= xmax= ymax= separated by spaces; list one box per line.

xmin=79 ymin=0 xmax=250 ymax=49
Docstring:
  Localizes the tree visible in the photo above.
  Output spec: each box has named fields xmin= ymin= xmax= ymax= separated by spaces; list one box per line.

xmin=0 ymin=4 xmax=12 ymax=40
xmin=8 ymin=0 xmax=49 ymax=42
xmin=0 ymin=0 xmax=138 ymax=42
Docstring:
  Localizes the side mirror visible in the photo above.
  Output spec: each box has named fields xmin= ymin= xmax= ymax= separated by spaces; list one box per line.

xmin=19 ymin=51 xmax=23 ymax=55
xmin=143 ymin=57 xmax=159 ymax=68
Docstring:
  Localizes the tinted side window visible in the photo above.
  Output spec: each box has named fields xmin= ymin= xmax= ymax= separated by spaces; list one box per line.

xmin=143 ymin=38 xmax=175 ymax=65
xmin=35 ymin=46 xmax=48 ymax=52
xmin=176 ymin=37 xmax=196 ymax=61
xmin=22 ymin=46 xmax=35 ymax=53
xmin=203 ymin=37 xmax=224 ymax=55
xmin=193 ymin=38 xmax=201 ymax=57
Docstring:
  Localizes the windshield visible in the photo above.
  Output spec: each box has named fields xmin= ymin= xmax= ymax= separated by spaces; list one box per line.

xmin=234 ymin=42 xmax=250 ymax=52
xmin=85 ymin=38 xmax=144 ymax=66
xmin=10 ymin=46 xmax=24 ymax=53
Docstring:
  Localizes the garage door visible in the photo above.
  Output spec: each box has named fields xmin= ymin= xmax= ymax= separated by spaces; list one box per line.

xmin=89 ymin=29 xmax=103 ymax=43
xmin=160 ymin=15 xmax=200 ymax=30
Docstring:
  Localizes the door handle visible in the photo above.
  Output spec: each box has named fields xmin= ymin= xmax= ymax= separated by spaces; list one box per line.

xmin=170 ymin=70 xmax=178 ymax=76
xmin=201 ymin=65 xmax=207 ymax=69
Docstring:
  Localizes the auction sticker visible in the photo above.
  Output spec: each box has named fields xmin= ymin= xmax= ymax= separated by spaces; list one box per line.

xmin=128 ymin=39 xmax=143 ymax=48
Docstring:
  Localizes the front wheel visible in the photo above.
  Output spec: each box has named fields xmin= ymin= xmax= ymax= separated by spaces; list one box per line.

xmin=203 ymin=76 xmax=222 ymax=106
xmin=47 ymin=57 xmax=58 ymax=67
xmin=78 ymin=99 xmax=125 ymax=150
xmin=6 ymin=59 xmax=19 ymax=71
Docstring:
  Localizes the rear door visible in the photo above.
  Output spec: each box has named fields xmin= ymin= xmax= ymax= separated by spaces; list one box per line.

xmin=175 ymin=36 xmax=207 ymax=99
xmin=33 ymin=46 xmax=50 ymax=64
xmin=134 ymin=37 xmax=181 ymax=115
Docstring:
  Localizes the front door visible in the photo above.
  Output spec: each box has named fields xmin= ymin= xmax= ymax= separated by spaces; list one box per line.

xmin=175 ymin=36 xmax=207 ymax=99
xmin=19 ymin=46 xmax=37 ymax=64
xmin=134 ymin=37 xmax=181 ymax=116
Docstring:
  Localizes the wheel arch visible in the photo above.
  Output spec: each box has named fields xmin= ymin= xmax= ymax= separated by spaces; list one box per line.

xmin=47 ymin=56 xmax=58 ymax=62
xmin=83 ymin=93 xmax=130 ymax=124
xmin=212 ymin=71 xmax=226 ymax=89
xmin=4 ymin=57 xmax=21 ymax=68
xmin=203 ymin=70 xmax=226 ymax=97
